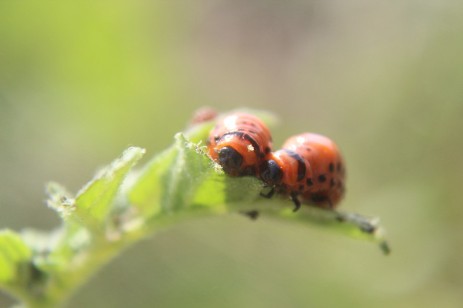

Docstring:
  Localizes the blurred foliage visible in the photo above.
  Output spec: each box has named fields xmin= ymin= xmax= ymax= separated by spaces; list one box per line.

xmin=1 ymin=1 xmax=462 ymax=307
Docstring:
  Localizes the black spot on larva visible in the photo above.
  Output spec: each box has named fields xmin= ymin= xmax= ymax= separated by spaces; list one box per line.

xmin=337 ymin=162 xmax=342 ymax=172
xmin=248 ymin=129 xmax=258 ymax=135
xmin=305 ymin=147 xmax=311 ymax=152
xmin=329 ymin=163 xmax=334 ymax=172
xmin=214 ymin=135 xmax=220 ymax=142
xmin=306 ymin=178 xmax=314 ymax=186
xmin=318 ymin=174 xmax=327 ymax=183
xmin=330 ymin=178 xmax=336 ymax=187
xmin=259 ymin=153 xmax=265 ymax=158
xmin=299 ymin=185 xmax=304 ymax=191
xmin=284 ymin=150 xmax=306 ymax=181
xmin=265 ymin=147 xmax=271 ymax=154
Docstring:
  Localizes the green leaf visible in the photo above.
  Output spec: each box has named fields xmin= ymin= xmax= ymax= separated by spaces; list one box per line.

xmin=128 ymin=122 xmax=390 ymax=253
xmin=254 ymin=205 xmax=391 ymax=255
xmin=129 ymin=130 xmax=390 ymax=254
xmin=128 ymin=145 xmax=178 ymax=219
xmin=0 ymin=230 xmax=32 ymax=283
xmin=128 ymin=120 xmax=218 ymax=219
xmin=70 ymin=147 xmax=144 ymax=231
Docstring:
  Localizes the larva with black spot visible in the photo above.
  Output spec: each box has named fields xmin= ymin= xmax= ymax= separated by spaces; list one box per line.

xmin=208 ymin=113 xmax=273 ymax=176
xmin=260 ymin=133 xmax=345 ymax=210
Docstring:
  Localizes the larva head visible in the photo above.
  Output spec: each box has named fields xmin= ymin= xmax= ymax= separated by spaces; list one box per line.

xmin=260 ymin=158 xmax=283 ymax=186
xmin=207 ymin=112 xmax=273 ymax=177
xmin=217 ymin=146 xmax=244 ymax=176
xmin=260 ymin=150 xmax=312 ymax=193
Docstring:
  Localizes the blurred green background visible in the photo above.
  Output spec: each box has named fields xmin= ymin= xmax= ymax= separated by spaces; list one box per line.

xmin=1 ymin=1 xmax=462 ymax=307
